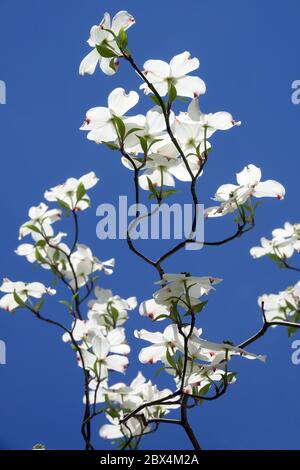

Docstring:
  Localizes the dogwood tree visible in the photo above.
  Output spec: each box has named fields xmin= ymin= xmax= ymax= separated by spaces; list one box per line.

xmin=1 ymin=9 xmax=299 ymax=451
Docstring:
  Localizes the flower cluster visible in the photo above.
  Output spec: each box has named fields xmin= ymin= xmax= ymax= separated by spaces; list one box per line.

xmin=251 ymin=222 xmax=300 ymax=336
xmin=250 ymin=222 xmax=300 ymax=260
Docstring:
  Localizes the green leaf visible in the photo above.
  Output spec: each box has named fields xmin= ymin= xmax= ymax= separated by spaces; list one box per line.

xmin=146 ymin=177 xmax=159 ymax=200
xmin=199 ymin=383 xmax=211 ymax=396
xmin=34 ymin=298 xmax=45 ymax=313
xmin=13 ymin=291 xmax=26 ymax=308
xmin=117 ymin=27 xmax=128 ymax=50
xmin=160 ymin=189 xmax=178 ymax=200
xmin=53 ymin=249 xmax=60 ymax=263
xmin=288 ymin=311 xmax=300 ymax=337
xmin=109 ymin=58 xmax=118 ymax=72
xmin=113 ymin=116 xmax=126 ymax=140
xmin=102 ymin=141 xmax=120 ymax=151
xmin=24 ymin=224 xmax=41 ymax=235
xmin=168 ymin=82 xmax=177 ymax=105
xmin=193 ymin=300 xmax=208 ymax=314
xmin=165 ymin=349 xmax=177 ymax=369
xmin=96 ymin=44 xmax=117 ymax=58
xmin=138 ymin=136 xmax=148 ymax=155
xmin=76 ymin=182 xmax=86 ymax=201
xmin=111 ymin=306 xmax=119 ymax=323
xmin=149 ymin=95 xmax=162 ymax=106
xmin=153 ymin=314 xmax=170 ymax=321
xmin=35 ymin=248 xmax=48 ymax=265
xmin=57 ymin=199 xmax=70 ymax=211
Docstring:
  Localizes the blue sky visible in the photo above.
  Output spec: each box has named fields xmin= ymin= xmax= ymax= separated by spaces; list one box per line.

xmin=0 ymin=0 xmax=300 ymax=450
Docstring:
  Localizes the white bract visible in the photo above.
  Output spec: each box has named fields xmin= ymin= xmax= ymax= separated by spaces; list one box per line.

xmin=44 ymin=172 xmax=99 ymax=211
xmin=79 ymin=11 xmax=135 ymax=76
xmin=81 ymin=88 xmax=139 ymax=144
xmin=177 ymin=98 xmax=241 ymax=134
xmin=140 ymin=51 xmax=206 ymax=98
xmin=88 ymin=286 xmax=137 ymax=327
xmin=259 ymin=282 xmax=300 ymax=324
xmin=154 ymin=273 xmax=222 ymax=307
xmin=0 ymin=279 xmax=55 ymax=312
xmin=18 ymin=203 xmax=61 ymax=240
xmin=250 ymin=222 xmax=300 ymax=259
xmin=205 ymin=164 xmax=285 ymax=217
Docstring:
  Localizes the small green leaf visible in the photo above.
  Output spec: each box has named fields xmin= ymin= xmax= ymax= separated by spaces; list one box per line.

xmin=35 ymin=248 xmax=48 ymax=265
xmin=57 ymin=199 xmax=70 ymax=211
xmin=113 ymin=116 xmax=126 ymax=140
xmin=76 ymin=182 xmax=86 ymax=201
xmin=146 ymin=177 xmax=159 ymax=200
xmin=102 ymin=141 xmax=120 ymax=151
xmin=168 ymin=82 xmax=177 ymax=105
xmin=96 ymin=44 xmax=117 ymax=58
xmin=34 ymin=298 xmax=45 ymax=313
xmin=138 ymin=136 xmax=148 ymax=155
xmin=165 ymin=349 xmax=176 ymax=369
xmin=117 ymin=27 xmax=128 ymax=49
xmin=13 ymin=291 xmax=26 ymax=308
xmin=24 ymin=224 xmax=41 ymax=235
xmin=149 ymin=95 xmax=162 ymax=106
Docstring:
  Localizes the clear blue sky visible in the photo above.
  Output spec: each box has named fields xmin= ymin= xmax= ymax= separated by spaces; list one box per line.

xmin=0 ymin=0 xmax=300 ymax=450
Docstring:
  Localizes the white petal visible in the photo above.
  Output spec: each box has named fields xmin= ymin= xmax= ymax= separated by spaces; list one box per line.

xmin=170 ymin=51 xmax=199 ymax=78
xmin=111 ymin=10 xmax=135 ymax=35
xmin=253 ymin=180 xmax=285 ymax=199
xmin=79 ymin=49 xmax=100 ymax=76
xmin=108 ymin=88 xmax=139 ymax=116
xmin=236 ymin=164 xmax=261 ymax=187
xmin=175 ymin=76 xmax=206 ymax=98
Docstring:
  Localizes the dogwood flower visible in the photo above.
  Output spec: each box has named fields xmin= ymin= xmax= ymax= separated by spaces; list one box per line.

xmin=18 ymin=203 xmax=61 ymax=240
xmin=88 ymin=286 xmax=137 ymax=327
xmin=154 ymin=273 xmax=222 ymax=307
xmin=79 ymin=11 xmax=135 ymax=76
xmin=177 ymin=98 xmax=241 ymax=134
xmin=0 ymin=279 xmax=55 ymax=312
xmin=122 ymin=106 xmax=171 ymax=154
xmin=65 ymin=245 xmax=115 ymax=289
xmin=135 ymin=324 xmax=183 ymax=364
xmin=173 ymin=117 xmax=211 ymax=157
xmin=81 ymin=88 xmax=139 ymax=144
xmin=44 ymin=172 xmax=99 ymax=211
xmin=205 ymin=164 xmax=285 ymax=218
xmin=100 ymin=413 xmax=148 ymax=440
xmin=140 ymin=51 xmax=206 ymax=98
xmin=15 ymin=232 xmax=68 ymax=267
xmin=259 ymin=282 xmax=300 ymax=324
xmin=250 ymin=222 xmax=300 ymax=259
xmin=78 ymin=327 xmax=130 ymax=380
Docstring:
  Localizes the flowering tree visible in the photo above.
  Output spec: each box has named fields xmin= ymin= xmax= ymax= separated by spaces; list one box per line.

xmin=1 ymin=10 xmax=299 ymax=451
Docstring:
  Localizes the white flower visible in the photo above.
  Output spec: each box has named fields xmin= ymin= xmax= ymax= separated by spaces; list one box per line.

xmin=18 ymin=203 xmax=61 ymax=240
xmin=122 ymin=106 xmax=171 ymax=154
xmin=259 ymin=282 xmax=300 ymax=324
xmin=78 ymin=327 xmax=130 ymax=380
xmin=65 ymin=245 xmax=115 ymax=289
xmin=88 ymin=286 xmax=137 ymax=327
xmin=205 ymin=164 xmax=285 ymax=218
xmin=177 ymin=98 xmax=241 ymax=133
xmin=140 ymin=51 xmax=206 ymax=98
xmin=154 ymin=273 xmax=222 ymax=307
xmin=100 ymin=413 xmax=148 ymax=440
xmin=79 ymin=11 xmax=135 ymax=76
xmin=134 ymin=324 xmax=182 ymax=364
xmin=81 ymin=88 xmax=139 ymax=144
xmin=15 ymin=232 xmax=68 ymax=267
xmin=44 ymin=172 xmax=99 ymax=211
xmin=0 ymin=279 xmax=55 ymax=312
xmin=250 ymin=222 xmax=300 ymax=259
